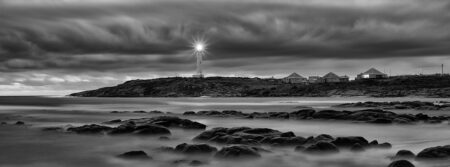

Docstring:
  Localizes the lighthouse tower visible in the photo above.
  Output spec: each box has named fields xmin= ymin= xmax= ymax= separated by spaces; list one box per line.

xmin=192 ymin=42 xmax=205 ymax=78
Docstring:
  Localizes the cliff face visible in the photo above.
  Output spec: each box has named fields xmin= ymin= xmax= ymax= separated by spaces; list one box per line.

xmin=70 ymin=75 xmax=450 ymax=97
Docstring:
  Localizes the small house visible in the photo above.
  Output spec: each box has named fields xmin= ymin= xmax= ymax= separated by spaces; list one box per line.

xmin=283 ymin=73 xmax=307 ymax=84
xmin=323 ymin=72 xmax=342 ymax=83
xmin=356 ymin=68 xmax=388 ymax=79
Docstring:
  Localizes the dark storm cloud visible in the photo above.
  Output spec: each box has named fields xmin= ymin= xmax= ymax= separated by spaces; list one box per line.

xmin=0 ymin=0 xmax=449 ymax=72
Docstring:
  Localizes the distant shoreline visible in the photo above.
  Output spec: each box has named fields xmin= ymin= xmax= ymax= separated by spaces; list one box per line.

xmin=69 ymin=75 xmax=450 ymax=98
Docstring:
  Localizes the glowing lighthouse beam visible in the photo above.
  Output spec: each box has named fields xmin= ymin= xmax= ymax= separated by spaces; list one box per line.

xmin=192 ymin=40 xmax=207 ymax=78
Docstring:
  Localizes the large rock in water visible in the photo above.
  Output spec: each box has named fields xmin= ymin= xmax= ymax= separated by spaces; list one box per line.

xmin=117 ymin=151 xmax=152 ymax=160
xmin=125 ymin=116 xmax=206 ymax=129
xmin=388 ymin=160 xmax=414 ymax=167
xmin=214 ymin=145 xmax=261 ymax=159
xmin=416 ymin=145 xmax=450 ymax=159
xmin=331 ymin=136 xmax=369 ymax=147
xmin=174 ymin=143 xmax=218 ymax=154
xmin=303 ymin=142 xmax=339 ymax=154
xmin=133 ymin=125 xmax=171 ymax=135
xmin=67 ymin=124 xmax=112 ymax=134
xmin=393 ymin=150 xmax=415 ymax=160
xmin=193 ymin=127 xmax=306 ymax=146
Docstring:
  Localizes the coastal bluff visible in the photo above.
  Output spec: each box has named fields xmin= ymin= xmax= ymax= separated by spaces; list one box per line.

xmin=69 ymin=75 xmax=450 ymax=97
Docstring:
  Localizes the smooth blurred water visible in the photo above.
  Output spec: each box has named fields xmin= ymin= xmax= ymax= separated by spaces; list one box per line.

xmin=0 ymin=96 xmax=449 ymax=167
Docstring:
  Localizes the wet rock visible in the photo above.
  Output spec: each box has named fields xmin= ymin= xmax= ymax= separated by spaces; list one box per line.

xmin=394 ymin=150 xmax=415 ymax=160
xmin=134 ymin=125 xmax=171 ymax=135
xmin=67 ymin=124 xmax=112 ymax=134
xmin=369 ymin=118 xmax=393 ymax=124
xmin=131 ymin=116 xmax=206 ymax=129
xmin=189 ymin=160 xmax=204 ymax=166
xmin=42 ymin=127 xmax=64 ymax=132
xmin=184 ymin=111 xmax=196 ymax=115
xmin=103 ymin=119 xmax=122 ymax=124
xmin=133 ymin=110 xmax=147 ymax=113
xmin=108 ymin=122 xmax=136 ymax=135
xmin=303 ymin=142 xmax=339 ymax=154
xmin=241 ymin=128 xmax=281 ymax=135
xmin=280 ymin=131 xmax=296 ymax=137
xmin=215 ymin=145 xmax=261 ymax=159
xmin=416 ymin=145 xmax=450 ymax=159
xmin=312 ymin=110 xmax=348 ymax=119
xmin=369 ymin=140 xmax=379 ymax=146
xmin=350 ymin=143 xmax=365 ymax=152
xmin=1 ymin=122 xmax=7 ymax=125
xmin=222 ymin=110 xmax=243 ymax=116
xmin=289 ymin=109 xmax=316 ymax=119
xmin=149 ymin=110 xmax=163 ymax=114
xmin=15 ymin=121 xmax=25 ymax=125
xmin=197 ymin=110 xmax=223 ymax=116
xmin=174 ymin=143 xmax=218 ymax=154
xmin=377 ymin=142 xmax=392 ymax=149
xmin=117 ymin=151 xmax=151 ymax=160
xmin=332 ymin=136 xmax=369 ymax=147
xmin=388 ymin=160 xmax=414 ymax=167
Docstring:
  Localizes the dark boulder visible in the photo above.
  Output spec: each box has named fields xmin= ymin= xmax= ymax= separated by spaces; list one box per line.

xmin=149 ymin=110 xmax=163 ymax=114
xmin=215 ymin=145 xmax=261 ymax=159
xmin=377 ymin=142 xmax=392 ymax=149
xmin=369 ymin=118 xmax=393 ymax=124
xmin=416 ymin=145 xmax=450 ymax=159
xmin=394 ymin=150 xmax=415 ymax=160
xmin=280 ymin=131 xmax=296 ymax=137
xmin=117 ymin=151 xmax=152 ymax=160
xmin=241 ymin=128 xmax=281 ymax=135
xmin=183 ymin=111 xmax=196 ymax=115
xmin=189 ymin=160 xmax=204 ymax=166
xmin=103 ymin=119 xmax=122 ymax=124
xmin=108 ymin=123 xmax=136 ymax=135
xmin=312 ymin=110 xmax=348 ymax=119
xmin=350 ymin=143 xmax=365 ymax=152
xmin=174 ymin=143 xmax=218 ymax=154
xmin=126 ymin=116 xmax=206 ymax=129
xmin=134 ymin=125 xmax=171 ymax=135
xmin=332 ymin=136 xmax=369 ymax=147
xmin=294 ymin=145 xmax=306 ymax=152
xmin=290 ymin=109 xmax=316 ymax=119
xmin=15 ymin=121 xmax=25 ymax=125
xmin=67 ymin=124 xmax=112 ymax=134
xmin=388 ymin=160 xmax=414 ymax=167
xmin=303 ymin=142 xmax=339 ymax=154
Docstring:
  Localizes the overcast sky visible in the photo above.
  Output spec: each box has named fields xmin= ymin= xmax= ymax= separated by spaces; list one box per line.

xmin=0 ymin=0 xmax=449 ymax=95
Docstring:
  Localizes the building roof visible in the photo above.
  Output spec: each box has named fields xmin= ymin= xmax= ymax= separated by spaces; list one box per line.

xmin=323 ymin=72 xmax=340 ymax=79
xmin=285 ymin=72 xmax=305 ymax=79
xmin=362 ymin=68 xmax=386 ymax=75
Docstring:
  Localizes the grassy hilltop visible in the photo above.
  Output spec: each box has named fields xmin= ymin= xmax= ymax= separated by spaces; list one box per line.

xmin=70 ymin=75 xmax=450 ymax=97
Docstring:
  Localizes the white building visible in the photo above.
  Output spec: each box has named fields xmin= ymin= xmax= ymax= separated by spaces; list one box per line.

xmin=356 ymin=68 xmax=388 ymax=79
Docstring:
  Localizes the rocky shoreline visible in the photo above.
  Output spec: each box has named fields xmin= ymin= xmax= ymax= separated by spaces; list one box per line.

xmin=32 ymin=115 xmax=450 ymax=167
xmin=335 ymin=101 xmax=450 ymax=110
xmin=69 ymin=75 xmax=450 ymax=97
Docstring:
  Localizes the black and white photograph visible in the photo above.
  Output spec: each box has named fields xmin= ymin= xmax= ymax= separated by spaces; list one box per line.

xmin=0 ymin=0 xmax=450 ymax=167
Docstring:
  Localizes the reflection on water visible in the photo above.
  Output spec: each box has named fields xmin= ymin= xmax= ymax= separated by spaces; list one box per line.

xmin=0 ymin=96 xmax=449 ymax=167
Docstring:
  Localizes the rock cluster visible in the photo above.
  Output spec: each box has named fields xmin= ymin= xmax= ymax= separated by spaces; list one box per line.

xmin=117 ymin=150 xmax=152 ymax=160
xmin=67 ymin=116 xmax=206 ymax=135
xmin=416 ymin=145 xmax=450 ymax=160
xmin=184 ymin=109 xmax=448 ymax=124
xmin=336 ymin=101 xmax=450 ymax=110
xmin=67 ymin=122 xmax=170 ymax=136
xmin=193 ymin=127 xmax=391 ymax=155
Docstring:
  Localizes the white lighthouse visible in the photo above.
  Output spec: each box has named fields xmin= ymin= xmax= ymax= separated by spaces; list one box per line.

xmin=192 ymin=42 xmax=205 ymax=78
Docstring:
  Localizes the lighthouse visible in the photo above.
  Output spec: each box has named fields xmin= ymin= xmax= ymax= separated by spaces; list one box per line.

xmin=192 ymin=42 xmax=205 ymax=78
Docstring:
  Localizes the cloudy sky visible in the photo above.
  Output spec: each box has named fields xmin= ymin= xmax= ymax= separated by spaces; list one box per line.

xmin=0 ymin=0 xmax=449 ymax=95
